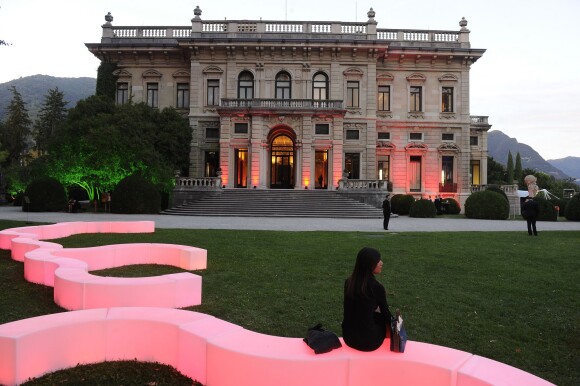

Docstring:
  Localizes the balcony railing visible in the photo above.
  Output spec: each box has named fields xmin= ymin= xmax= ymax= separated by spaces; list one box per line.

xmin=220 ymin=99 xmax=344 ymax=110
xmin=470 ymin=116 xmax=489 ymax=124
xmin=175 ymin=177 xmax=222 ymax=190
xmin=338 ymin=179 xmax=391 ymax=190
xmin=439 ymin=182 xmax=458 ymax=193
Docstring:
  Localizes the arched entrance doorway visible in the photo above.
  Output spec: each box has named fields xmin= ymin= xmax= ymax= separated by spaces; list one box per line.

xmin=270 ymin=134 xmax=295 ymax=189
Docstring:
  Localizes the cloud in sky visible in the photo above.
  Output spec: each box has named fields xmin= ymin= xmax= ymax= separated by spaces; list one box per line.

xmin=1 ymin=0 xmax=579 ymax=159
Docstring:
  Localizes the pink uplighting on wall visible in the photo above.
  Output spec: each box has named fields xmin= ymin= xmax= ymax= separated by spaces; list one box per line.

xmin=0 ymin=222 xmax=555 ymax=386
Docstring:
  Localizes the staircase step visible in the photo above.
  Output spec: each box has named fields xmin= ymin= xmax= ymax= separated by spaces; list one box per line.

xmin=163 ymin=190 xmax=383 ymax=218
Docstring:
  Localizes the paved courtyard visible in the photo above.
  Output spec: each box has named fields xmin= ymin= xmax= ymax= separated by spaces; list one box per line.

xmin=1 ymin=205 xmax=579 ymax=233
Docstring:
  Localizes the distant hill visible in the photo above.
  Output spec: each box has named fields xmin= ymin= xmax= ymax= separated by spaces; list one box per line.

xmin=547 ymin=157 xmax=580 ymax=180
xmin=488 ymin=130 xmax=569 ymax=180
xmin=0 ymin=75 xmax=96 ymax=121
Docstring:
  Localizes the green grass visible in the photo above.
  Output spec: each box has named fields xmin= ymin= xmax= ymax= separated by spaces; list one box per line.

xmin=0 ymin=219 xmax=578 ymax=385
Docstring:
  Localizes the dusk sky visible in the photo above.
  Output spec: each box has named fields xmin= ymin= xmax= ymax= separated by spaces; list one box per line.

xmin=1 ymin=0 xmax=579 ymax=160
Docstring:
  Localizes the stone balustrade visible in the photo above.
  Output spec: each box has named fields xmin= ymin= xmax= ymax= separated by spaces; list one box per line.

xmin=175 ymin=177 xmax=222 ymax=190
xmin=220 ymin=99 xmax=344 ymax=110
xmin=339 ymin=179 xmax=390 ymax=190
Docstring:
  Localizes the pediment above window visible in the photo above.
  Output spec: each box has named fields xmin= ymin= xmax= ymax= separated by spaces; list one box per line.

xmin=113 ymin=69 xmax=132 ymax=79
xmin=142 ymin=69 xmax=163 ymax=78
xmin=406 ymin=73 xmax=426 ymax=82
xmin=438 ymin=143 xmax=460 ymax=152
xmin=343 ymin=67 xmax=364 ymax=78
xmin=405 ymin=142 xmax=428 ymax=151
xmin=172 ymin=70 xmax=191 ymax=79
xmin=202 ymin=65 xmax=224 ymax=74
xmin=438 ymin=73 xmax=459 ymax=82
xmin=376 ymin=72 xmax=394 ymax=81
xmin=376 ymin=141 xmax=396 ymax=149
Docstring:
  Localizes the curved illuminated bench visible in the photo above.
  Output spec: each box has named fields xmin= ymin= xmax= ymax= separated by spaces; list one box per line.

xmin=0 ymin=307 xmax=554 ymax=386
xmin=0 ymin=222 xmax=207 ymax=310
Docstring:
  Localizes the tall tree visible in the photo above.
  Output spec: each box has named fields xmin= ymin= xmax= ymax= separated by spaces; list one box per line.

xmin=0 ymin=86 xmax=32 ymax=167
xmin=33 ymin=88 xmax=68 ymax=156
xmin=514 ymin=152 xmax=523 ymax=185
xmin=506 ymin=151 xmax=514 ymax=184
xmin=487 ymin=156 xmax=506 ymax=185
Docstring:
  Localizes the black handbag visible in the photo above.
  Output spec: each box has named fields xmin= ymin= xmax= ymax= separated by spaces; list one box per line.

xmin=390 ymin=309 xmax=407 ymax=353
xmin=303 ymin=324 xmax=342 ymax=354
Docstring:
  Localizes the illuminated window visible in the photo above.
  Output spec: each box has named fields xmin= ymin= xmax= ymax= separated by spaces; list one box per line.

xmin=378 ymin=156 xmax=390 ymax=181
xmin=378 ymin=85 xmax=390 ymax=111
xmin=345 ymin=153 xmax=360 ymax=179
xmin=204 ymin=151 xmax=219 ymax=177
xmin=442 ymin=87 xmax=454 ymax=112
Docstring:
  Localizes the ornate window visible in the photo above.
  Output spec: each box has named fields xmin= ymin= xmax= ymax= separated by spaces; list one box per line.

xmin=116 ymin=83 xmax=129 ymax=105
xmin=442 ymin=87 xmax=454 ymax=112
xmin=312 ymin=72 xmax=328 ymax=100
xmin=176 ymin=83 xmax=189 ymax=109
xmin=238 ymin=71 xmax=254 ymax=99
xmin=378 ymin=85 xmax=390 ymax=111
xmin=207 ymin=80 xmax=220 ymax=106
xmin=275 ymin=71 xmax=291 ymax=99
xmin=347 ymin=81 xmax=360 ymax=107
xmin=146 ymin=83 xmax=159 ymax=108
xmin=410 ymin=86 xmax=422 ymax=112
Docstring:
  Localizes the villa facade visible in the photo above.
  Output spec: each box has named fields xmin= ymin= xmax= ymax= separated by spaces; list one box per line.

xmin=86 ymin=7 xmax=491 ymax=206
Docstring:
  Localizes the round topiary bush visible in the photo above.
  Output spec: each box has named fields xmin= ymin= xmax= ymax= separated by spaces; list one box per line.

xmin=535 ymin=198 xmax=558 ymax=221
xmin=23 ymin=177 xmax=67 ymax=212
xmin=389 ymin=194 xmax=405 ymax=215
xmin=464 ymin=190 xmax=509 ymax=220
xmin=409 ymin=199 xmax=437 ymax=218
xmin=392 ymin=194 xmax=416 ymax=215
xmin=111 ymin=174 xmax=161 ymax=214
xmin=485 ymin=185 xmax=508 ymax=202
xmin=441 ymin=197 xmax=461 ymax=215
xmin=564 ymin=193 xmax=580 ymax=221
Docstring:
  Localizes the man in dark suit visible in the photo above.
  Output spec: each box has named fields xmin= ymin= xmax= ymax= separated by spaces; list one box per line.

xmin=521 ymin=197 xmax=539 ymax=236
xmin=382 ymin=194 xmax=391 ymax=230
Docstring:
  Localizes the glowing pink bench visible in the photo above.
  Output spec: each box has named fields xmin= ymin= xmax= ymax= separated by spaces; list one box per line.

xmin=0 ymin=308 xmax=554 ymax=386
xmin=0 ymin=222 xmax=207 ymax=310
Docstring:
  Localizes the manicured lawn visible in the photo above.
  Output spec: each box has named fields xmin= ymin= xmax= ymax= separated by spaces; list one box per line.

xmin=0 ymin=220 xmax=578 ymax=385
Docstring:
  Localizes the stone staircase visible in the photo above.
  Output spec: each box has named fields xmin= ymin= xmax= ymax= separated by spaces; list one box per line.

xmin=163 ymin=189 xmax=383 ymax=218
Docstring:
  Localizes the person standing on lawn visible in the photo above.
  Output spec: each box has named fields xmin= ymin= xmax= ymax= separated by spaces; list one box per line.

xmin=342 ymin=247 xmax=393 ymax=351
xmin=382 ymin=194 xmax=391 ymax=230
xmin=521 ymin=196 xmax=539 ymax=236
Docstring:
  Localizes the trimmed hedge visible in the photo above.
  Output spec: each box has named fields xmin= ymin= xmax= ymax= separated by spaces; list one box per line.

xmin=442 ymin=198 xmax=461 ymax=215
xmin=409 ymin=199 xmax=437 ymax=218
xmin=485 ymin=185 xmax=508 ymax=202
xmin=391 ymin=194 xmax=416 ymax=215
xmin=465 ymin=190 xmax=509 ymax=220
xmin=564 ymin=193 xmax=580 ymax=221
xmin=23 ymin=177 xmax=67 ymax=212
xmin=111 ymin=174 xmax=161 ymax=214
xmin=535 ymin=198 xmax=558 ymax=221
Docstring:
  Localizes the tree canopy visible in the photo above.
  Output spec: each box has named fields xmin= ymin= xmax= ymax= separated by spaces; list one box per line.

xmin=33 ymin=87 xmax=68 ymax=155
xmin=40 ymin=96 xmax=191 ymax=200
xmin=0 ymin=86 xmax=32 ymax=167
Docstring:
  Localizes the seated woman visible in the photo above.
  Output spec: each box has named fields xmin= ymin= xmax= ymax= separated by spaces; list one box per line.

xmin=342 ymin=247 xmax=393 ymax=351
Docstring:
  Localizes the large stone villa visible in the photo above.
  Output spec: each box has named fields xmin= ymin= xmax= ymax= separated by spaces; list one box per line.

xmin=86 ymin=6 xmax=492 ymax=209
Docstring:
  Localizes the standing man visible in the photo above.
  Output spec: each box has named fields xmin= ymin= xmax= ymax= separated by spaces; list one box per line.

xmin=521 ymin=196 xmax=539 ymax=236
xmin=382 ymin=194 xmax=391 ymax=230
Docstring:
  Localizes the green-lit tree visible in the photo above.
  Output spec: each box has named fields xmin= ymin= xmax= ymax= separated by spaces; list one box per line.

xmin=44 ymin=96 xmax=191 ymax=200
xmin=0 ymin=86 xmax=32 ymax=167
xmin=506 ymin=151 xmax=514 ymax=184
xmin=487 ymin=156 xmax=506 ymax=184
xmin=514 ymin=152 xmax=523 ymax=184
xmin=33 ymin=88 xmax=68 ymax=156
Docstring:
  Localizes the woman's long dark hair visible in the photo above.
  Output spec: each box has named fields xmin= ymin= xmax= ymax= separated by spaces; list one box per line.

xmin=345 ymin=247 xmax=381 ymax=298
